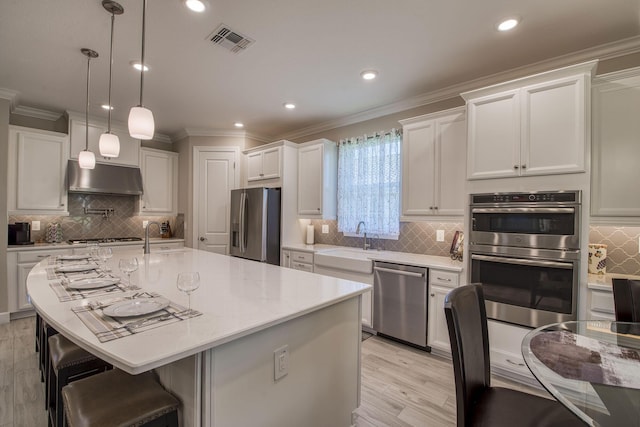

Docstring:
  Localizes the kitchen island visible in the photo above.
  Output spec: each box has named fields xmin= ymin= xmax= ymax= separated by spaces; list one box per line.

xmin=27 ymin=248 xmax=370 ymax=427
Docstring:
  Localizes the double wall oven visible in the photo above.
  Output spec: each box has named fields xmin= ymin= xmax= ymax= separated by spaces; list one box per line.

xmin=469 ymin=191 xmax=581 ymax=328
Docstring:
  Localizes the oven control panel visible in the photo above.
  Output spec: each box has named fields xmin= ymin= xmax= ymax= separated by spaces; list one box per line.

xmin=471 ymin=190 xmax=580 ymax=205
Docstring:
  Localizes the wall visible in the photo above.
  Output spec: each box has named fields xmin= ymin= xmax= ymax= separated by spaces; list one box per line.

xmin=590 ymin=226 xmax=640 ymax=275
xmin=8 ymin=194 xmax=180 ymax=242
xmin=0 ymin=99 xmax=10 ymax=315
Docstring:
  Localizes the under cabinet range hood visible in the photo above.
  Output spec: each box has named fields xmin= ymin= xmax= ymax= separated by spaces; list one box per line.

xmin=67 ymin=160 xmax=144 ymax=196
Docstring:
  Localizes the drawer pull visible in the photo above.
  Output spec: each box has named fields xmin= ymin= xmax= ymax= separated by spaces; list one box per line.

xmin=37 ymin=255 xmax=49 ymax=258
xmin=436 ymin=277 xmax=451 ymax=282
xmin=506 ymin=358 xmax=525 ymax=367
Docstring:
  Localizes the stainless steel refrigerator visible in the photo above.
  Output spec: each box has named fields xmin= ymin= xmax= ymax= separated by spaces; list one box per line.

xmin=229 ymin=187 xmax=281 ymax=265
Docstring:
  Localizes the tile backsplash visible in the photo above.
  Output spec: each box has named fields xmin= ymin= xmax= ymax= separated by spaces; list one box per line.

xmin=309 ymin=220 xmax=463 ymax=259
xmin=589 ymin=226 xmax=640 ymax=275
xmin=9 ymin=194 xmax=183 ymax=242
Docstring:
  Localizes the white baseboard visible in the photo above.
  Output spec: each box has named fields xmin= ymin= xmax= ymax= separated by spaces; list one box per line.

xmin=0 ymin=312 xmax=10 ymax=324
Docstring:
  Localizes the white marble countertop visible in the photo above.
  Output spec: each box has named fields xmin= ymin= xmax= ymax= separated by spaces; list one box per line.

xmin=27 ymin=248 xmax=370 ymax=374
xmin=587 ymin=272 xmax=640 ymax=291
xmin=282 ymin=243 xmax=464 ymax=272
xmin=8 ymin=238 xmax=185 ymax=252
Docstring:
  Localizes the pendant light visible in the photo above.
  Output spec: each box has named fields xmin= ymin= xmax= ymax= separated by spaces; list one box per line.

xmin=99 ymin=0 xmax=124 ymax=158
xmin=79 ymin=48 xmax=99 ymax=170
xmin=128 ymin=0 xmax=154 ymax=140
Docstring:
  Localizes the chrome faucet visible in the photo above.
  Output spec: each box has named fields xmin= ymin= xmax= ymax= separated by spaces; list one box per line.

xmin=144 ymin=221 xmax=161 ymax=254
xmin=356 ymin=221 xmax=370 ymax=250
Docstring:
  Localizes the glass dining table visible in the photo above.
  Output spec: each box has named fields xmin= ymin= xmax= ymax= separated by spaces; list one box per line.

xmin=522 ymin=320 xmax=640 ymax=427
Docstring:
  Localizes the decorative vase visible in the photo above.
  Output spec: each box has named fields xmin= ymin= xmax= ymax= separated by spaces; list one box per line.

xmin=588 ymin=243 xmax=607 ymax=275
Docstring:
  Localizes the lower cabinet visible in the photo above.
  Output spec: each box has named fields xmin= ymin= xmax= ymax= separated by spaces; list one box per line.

xmin=487 ymin=320 xmax=536 ymax=383
xmin=586 ymin=285 xmax=615 ymax=320
xmin=281 ymin=250 xmax=314 ymax=272
xmin=427 ymin=269 xmax=460 ymax=355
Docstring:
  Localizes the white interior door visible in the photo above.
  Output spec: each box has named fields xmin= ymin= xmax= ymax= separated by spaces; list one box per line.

xmin=194 ymin=147 xmax=239 ymax=254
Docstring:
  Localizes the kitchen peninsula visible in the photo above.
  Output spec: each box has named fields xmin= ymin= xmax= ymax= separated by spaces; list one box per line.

xmin=27 ymin=248 xmax=370 ymax=427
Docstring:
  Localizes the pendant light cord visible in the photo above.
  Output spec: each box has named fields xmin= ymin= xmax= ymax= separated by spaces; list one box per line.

xmin=107 ymin=12 xmax=115 ymax=134
xmin=139 ymin=0 xmax=147 ymax=108
xmin=85 ymin=54 xmax=91 ymax=151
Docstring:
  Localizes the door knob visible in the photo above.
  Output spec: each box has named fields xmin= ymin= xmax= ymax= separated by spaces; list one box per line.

xmin=199 ymin=237 xmax=207 ymax=242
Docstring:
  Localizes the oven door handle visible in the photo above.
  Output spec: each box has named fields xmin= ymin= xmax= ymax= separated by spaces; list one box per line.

xmin=471 ymin=207 xmax=577 ymax=214
xmin=471 ymin=254 xmax=573 ymax=269
xmin=471 ymin=207 xmax=575 ymax=214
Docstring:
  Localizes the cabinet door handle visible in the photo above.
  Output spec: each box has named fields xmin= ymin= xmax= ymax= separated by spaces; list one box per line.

xmin=317 ymin=208 xmax=320 ymax=211
xmin=429 ymin=206 xmax=434 ymax=210
xmin=430 ymin=293 xmax=435 ymax=297
xmin=513 ymin=165 xmax=519 ymax=169
xmin=521 ymin=164 xmax=527 ymax=169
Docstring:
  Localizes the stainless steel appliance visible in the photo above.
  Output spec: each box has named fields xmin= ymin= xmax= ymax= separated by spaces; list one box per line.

xmin=229 ymin=187 xmax=281 ymax=265
xmin=373 ymin=261 xmax=429 ymax=348
xmin=67 ymin=160 xmax=143 ymax=195
xmin=8 ymin=222 xmax=33 ymax=245
xmin=469 ymin=190 xmax=581 ymax=328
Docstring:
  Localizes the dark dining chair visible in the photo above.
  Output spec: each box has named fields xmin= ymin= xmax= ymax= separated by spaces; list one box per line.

xmin=612 ymin=278 xmax=640 ymax=322
xmin=444 ymin=285 xmax=585 ymax=427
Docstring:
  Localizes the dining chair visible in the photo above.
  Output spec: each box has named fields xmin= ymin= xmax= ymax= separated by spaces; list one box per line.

xmin=612 ymin=278 xmax=640 ymax=322
xmin=444 ymin=285 xmax=585 ymax=427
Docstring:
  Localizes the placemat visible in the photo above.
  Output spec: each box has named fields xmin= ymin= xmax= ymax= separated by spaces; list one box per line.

xmin=72 ymin=292 xmax=202 ymax=342
xmin=530 ymin=330 xmax=640 ymax=390
xmin=49 ymin=275 xmax=140 ymax=302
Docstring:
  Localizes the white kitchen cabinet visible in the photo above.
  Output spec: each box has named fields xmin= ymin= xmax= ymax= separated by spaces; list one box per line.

xmin=7 ymin=248 xmax=72 ymax=312
xmin=400 ymin=107 xmax=466 ymax=219
xmin=7 ymin=126 xmax=69 ymax=215
xmin=281 ymin=250 xmax=314 ymax=272
xmin=463 ymin=61 xmax=596 ymax=180
xmin=68 ymin=111 xmax=140 ymax=167
xmin=427 ymin=269 xmax=460 ymax=355
xmin=139 ymin=148 xmax=178 ymax=215
xmin=591 ymin=68 xmax=640 ymax=219
xmin=297 ymin=139 xmax=337 ymax=219
xmin=281 ymin=250 xmax=291 ymax=268
xmin=487 ymin=320 xmax=536 ymax=384
xmin=246 ymin=146 xmax=281 ymax=181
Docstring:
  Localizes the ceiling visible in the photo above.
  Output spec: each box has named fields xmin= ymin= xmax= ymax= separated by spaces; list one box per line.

xmin=1 ymin=0 xmax=639 ymax=141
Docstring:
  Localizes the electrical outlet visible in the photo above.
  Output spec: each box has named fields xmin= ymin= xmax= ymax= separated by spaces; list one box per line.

xmin=31 ymin=221 xmax=41 ymax=231
xmin=322 ymin=224 xmax=329 ymax=234
xmin=143 ymin=220 xmax=149 ymax=229
xmin=274 ymin=345 xmax=289 ymax=381
xmin=436 ymin=229 xmax=445 ymax=242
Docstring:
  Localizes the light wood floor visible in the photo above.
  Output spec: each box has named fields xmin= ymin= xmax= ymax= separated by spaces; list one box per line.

xmin=0 ymin=317 xmax=546 ymax=427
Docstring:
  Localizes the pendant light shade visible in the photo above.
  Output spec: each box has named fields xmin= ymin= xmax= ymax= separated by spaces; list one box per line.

xmin=99 ymin=132 xmax=120 ymax=157
xmin=100 ymin=0 xmax=124 ymax=157
xmin=78 ymin=150 xmax=96 ymax=169
xmin=128 ymin=106 xmax=155 ymax=139
xmin=129 ymin=0 xmax=154 ymax=140
xmin=80 ymin=48 xmax=99 ymax=170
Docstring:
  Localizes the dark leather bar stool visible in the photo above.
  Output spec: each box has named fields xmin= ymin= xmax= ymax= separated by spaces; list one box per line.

xmin=40 ymin=320 xmax=58 ymax=391
xmin=612 ymin=278 xmax=640 ymax=322
xmin=48 ymin=334 xmax=112 ymax=427
xmin=62 ymin=369 xmax=180 ymax=427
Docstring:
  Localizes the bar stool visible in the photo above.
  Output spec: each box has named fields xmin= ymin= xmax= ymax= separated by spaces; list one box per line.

xmin=40 ymin=320 xmax=58 ymax=390
xmin=62 ymin=369 xmax=180 ymax=427
xmin=48 ymin=334 xmax=112 ymax=427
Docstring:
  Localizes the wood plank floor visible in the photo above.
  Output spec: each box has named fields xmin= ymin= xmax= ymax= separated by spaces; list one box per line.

xmin=0 ymin=317 xmax=547 ymax=427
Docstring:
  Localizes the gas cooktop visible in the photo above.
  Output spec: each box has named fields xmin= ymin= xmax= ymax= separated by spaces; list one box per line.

xmin=67 ymin=237 xmax=143 ymax=244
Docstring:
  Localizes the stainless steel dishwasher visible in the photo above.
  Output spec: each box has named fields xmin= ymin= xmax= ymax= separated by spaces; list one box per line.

xmin=373 ymin=261 xmax=429 ymax=348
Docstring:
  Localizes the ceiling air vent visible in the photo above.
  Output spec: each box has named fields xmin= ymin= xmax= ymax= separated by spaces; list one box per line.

xmin=208 ymin=24 xmax=254 ymax=53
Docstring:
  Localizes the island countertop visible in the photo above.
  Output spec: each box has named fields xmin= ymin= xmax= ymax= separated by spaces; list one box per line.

xmin=27 ymin=247 xmax=371 ymax=374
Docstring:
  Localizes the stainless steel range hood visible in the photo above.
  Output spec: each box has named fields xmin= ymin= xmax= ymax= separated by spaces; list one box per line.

xmin=67 ymin=160 xmax=144 ymax=195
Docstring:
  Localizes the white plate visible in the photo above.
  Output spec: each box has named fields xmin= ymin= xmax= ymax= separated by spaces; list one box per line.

xmin=56 ymin=264 xmax=97 ymax=273
xmin=59 ymin=254 xmax=90 ymax=261
xmin=67 ymin=278 xmax=120 ymax=290
xmin=103 ymin=298 xmax=170 ymax=318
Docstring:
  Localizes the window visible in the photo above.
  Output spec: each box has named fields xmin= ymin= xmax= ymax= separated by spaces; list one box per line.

xmin=337 ymin=130 xmax=401 ymax=237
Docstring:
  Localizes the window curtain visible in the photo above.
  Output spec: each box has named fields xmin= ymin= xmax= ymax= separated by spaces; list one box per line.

xmin=337 ymin=129 xmax=401 ymax=236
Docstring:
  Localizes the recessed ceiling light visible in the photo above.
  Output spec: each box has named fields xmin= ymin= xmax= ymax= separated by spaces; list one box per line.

xmin=361 ymin=70 xmax=378 ymax=80
xmin=283 ymin=103 xmax=296 ymax=110
xmin=184 ymin=0 xmax=206 ymax=12
xmin=234 ymin=122 xmax=244 ymax=128
xmin=497 ymin=18 xmax=519 ymax=32
xmin=130 ymin=61 xmax=149 ymax=72
xmin=101 ymin=104 xmax=114 ymax=110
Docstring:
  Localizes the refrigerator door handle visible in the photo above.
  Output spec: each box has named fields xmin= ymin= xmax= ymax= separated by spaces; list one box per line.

xmin=239 ymin=192 xmax=246 ymax=253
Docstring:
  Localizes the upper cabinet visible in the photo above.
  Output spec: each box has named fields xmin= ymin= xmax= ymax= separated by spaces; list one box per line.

xmin=68 ymin=111 xmax=140 ymax=167
xmin=247 ymin=146 xmax=281 ymax=181
xmin=462 ymin=61 xmax=597 ymax=180
xmin=591 ymin=67 xmax=640 ymax=220
xmin=297 ymin=139 xmax=337 ymax=219
xmin=7 ymin=126 xmax=69 ymax=215
xmin=139 ymin=148 xmax=178 ymax=215
xmin=399 ymin=107 xmax=467 ymax=219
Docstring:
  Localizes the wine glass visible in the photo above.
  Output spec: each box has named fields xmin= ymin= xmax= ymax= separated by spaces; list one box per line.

xmin=176 ymin=272 xmax=200 ymax=314
xmin=97 ymin=247 xmax=113 ymax=272
xmin=87 ymin=243 xmax=100 ymax=261
xmin=118 ymin=257 xmax=139 ymax=285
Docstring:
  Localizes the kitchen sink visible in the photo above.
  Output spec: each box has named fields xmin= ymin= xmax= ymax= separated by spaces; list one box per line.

xmin=313 ymin=248 xmax=373 ymax=274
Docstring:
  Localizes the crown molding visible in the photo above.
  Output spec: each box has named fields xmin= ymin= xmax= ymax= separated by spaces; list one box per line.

xmin=277 ymin=35 xmax=640 ymax=141
xmin=0 ymin=88 xmax=18 ymax=104
xmin=13 ymin=105 xmax=63 ymax=121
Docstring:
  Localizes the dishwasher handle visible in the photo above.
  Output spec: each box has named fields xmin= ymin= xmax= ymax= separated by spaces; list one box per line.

xmin=374 ymin=266 xmax=425 ymax=278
